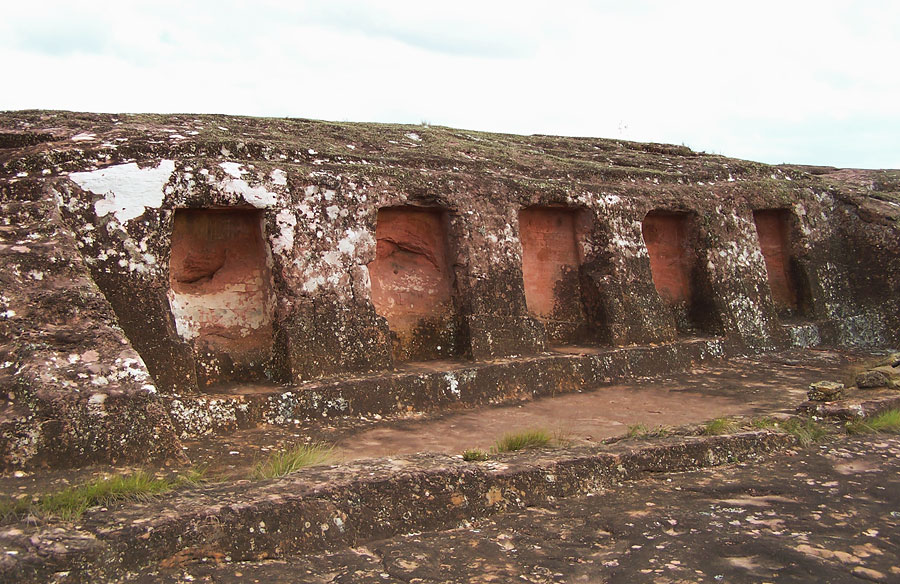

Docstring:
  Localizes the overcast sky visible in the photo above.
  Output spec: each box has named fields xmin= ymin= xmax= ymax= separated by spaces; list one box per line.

xmin=2 ymin=1 xmax=897 ymax=168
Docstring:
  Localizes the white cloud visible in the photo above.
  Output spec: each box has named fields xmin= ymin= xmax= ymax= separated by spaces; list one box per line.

xmin=0 ymin=0 xmax=897 ymax=168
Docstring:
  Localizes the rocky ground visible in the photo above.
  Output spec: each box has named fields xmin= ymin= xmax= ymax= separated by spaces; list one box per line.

xmin=0 ymin=348 xmax=871 ymax=499
xmin=1 ymin=348 xmax=898 ymax=583
xmin=132 ymin=433 xmax=900 ymax=584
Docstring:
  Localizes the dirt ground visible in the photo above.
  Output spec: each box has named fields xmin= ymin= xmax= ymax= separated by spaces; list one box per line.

xmin=181 ymin=348 xmax=868 ymax=473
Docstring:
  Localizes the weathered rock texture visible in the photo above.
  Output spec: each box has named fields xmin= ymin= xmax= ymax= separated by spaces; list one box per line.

xmin=0 ymin=111 xmax=898 ymax=468
xmin=0 ymin=431 xmax=795 ymax=583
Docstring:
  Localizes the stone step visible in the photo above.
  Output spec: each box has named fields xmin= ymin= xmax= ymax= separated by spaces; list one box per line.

xmin=165 ymin=336 xmax=731 ymax=438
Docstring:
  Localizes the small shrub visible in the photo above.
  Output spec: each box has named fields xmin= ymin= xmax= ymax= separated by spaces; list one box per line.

xmin=462 ymin=448 xmax=489 ymax=461
xmin=251 ymin=443 xmax=333 ymax=480
xmin=40 ymin=471 xmax=173 ymax=520
xmin=493 ymin=429 xmax=551 ymax=453
xmin=702 ymin=418 xmax=738 ymax=436
xmin=782 ymin=417 xmax=828 ymax=446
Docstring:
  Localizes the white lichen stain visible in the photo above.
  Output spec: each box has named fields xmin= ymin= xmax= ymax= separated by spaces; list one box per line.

xmin=266 ymin=391 xmax=300 ymax=425
xmin=70 ymin=160 xmax=176 ymax=223
xmin=444 ymin=373 xmax=461 ymax=398
xmin=270 ymin=168 xmax=287 ymax=186
xmin=298 ymin=223 xmax=375 ymax=296
xmin=169 ymin=398 xmax=239 ymax=438
xmin=705 ymin=213 xmax=774 ymax=349
xmin=788 ymin=324 xmax=821 ymax=348
xmin=212 ymin=162 xmax=279 ymax=208
xmin=167 ymin=282 xmax=274 ymax=342
xmin=271 ymin=209 xmax=297 ymax=256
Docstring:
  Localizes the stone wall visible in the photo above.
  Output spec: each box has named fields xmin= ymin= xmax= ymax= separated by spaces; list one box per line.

xmin=0 ymin=111 xmax=897 ymax=468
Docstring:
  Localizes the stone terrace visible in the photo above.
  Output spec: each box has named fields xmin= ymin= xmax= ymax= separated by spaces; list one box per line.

xmin=0 ymin=111 xmax=898 ymax=468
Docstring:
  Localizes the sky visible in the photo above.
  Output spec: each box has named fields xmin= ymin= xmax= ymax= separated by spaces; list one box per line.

xmin=1 ymin=1 xmax=898 ymax=168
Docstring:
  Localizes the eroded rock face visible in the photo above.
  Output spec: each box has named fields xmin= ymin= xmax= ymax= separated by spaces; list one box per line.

xmin=0 ymin=110 xmax=897 ymax=468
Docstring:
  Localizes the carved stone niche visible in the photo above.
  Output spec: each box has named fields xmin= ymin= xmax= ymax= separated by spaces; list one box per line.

xmin=168 ymin=208 xmax=275 ymax=387
xmin=642 ymin=210 xmax=720 ymax=336
xmin=753 ymin=208 xmax=804 ymax=317
xmin=518 ymin=206 xmax=589 ymax=344
xmin=368 ymin=206 xmax=464 ymax=363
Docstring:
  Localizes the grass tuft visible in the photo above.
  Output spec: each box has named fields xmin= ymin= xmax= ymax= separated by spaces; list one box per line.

xmin=462 ymin=448 xmax=489 ymax=462
xmin=251 ymin=443 xmax=333 ymax=480
xmin=702 ymin=418 xmax=739 ymax=436
xmin=845 ymin=418 xmax=870 ymax=435
xmin=864 ymin=409 xmax=900 ymax=433
xmin=626 ymin=423 xmax=670 ymax=439
xmin=750 ymin=417 xmax=779 ymax=430
xmin=552 ymin=428 xmax=575 ymax=447
xmin=781 ymin=417 xmax=828 ymax=446
xmin=173 ymin=465 xmax=209 ymax=487
xmin=40 ymin=471 xmax=173 ymax=521
xmin=1 ymin=465 xmax=211 ymax=523
xmin=0 ymin=496 xmax=33 ymax=522
xmin=492 ymin=429 xmax=551 ymax=453
xmin=627 ymin=423 xmax=649 ymax=438
xmin=846 ymin=409 xmax=900 ymax=435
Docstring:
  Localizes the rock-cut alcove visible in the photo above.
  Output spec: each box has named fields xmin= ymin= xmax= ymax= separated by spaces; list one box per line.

xmin=168 ymin=208 xmax=276 ymax=387
xmin=753 ymin=208 xmax=806 ymax=318
xmin=643 ymin=212 xmax=692 ymax=302
xmin=519 ymin=207 xmax=588 ymax=344
xmin=368 ymin=207 xmax=464 ymax=362
xmin=642 ymin=211 xmax=720 ymax=335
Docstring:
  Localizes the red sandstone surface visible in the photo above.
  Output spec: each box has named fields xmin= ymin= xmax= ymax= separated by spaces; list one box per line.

xmin=368 ymin=207 xmax=459 ymax=361
xmin=641 ymin=212 xmax=692 ymax=304
xmin=369 ymin=207 xmax=454 ymax=330
xmin=169 ymin=208 xmax=275 ymax=386
xmin=0 ymin=110 xmax=897 ymax=471
xmin=753 ymin=209 xmax=799 ymax=311
xmin=519 ymin=207 xmax=583 ymax=320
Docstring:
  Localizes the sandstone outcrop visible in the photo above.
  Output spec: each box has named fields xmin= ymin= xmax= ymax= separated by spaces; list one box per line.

xmin=1 ymin=111 xmax=897 ymax=468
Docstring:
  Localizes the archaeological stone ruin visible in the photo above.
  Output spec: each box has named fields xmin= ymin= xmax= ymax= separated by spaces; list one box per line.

xmin=1 ymin=111 xmax=898 ymax=468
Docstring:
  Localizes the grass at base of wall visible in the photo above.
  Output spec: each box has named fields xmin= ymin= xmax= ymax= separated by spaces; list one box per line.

xmin=845 ymin=409 xmax=900 ymax=435
xmin=780 ymin=417 xmax=829 ymax=446
xmin=0 ymin=497 xmax=33 ymax=522
xmin=626 ymin=423 xmax=670 ymax=439
xmin=701 ymin=418 xmax=739 ymax=436
xmin=705 ymin=415 xmax=828 ymax=446
xmin=251 ymin=443 xmax=334 ymax=480
xmin=462 ymin=448 xmax=489 ymax=461
xmin=40 ymin=471 xmax=173 ymax=521
xmin=492 ymin=429 xmax=552 ymax=453
xmin=1 ymin=467 xmax=209 ymax=523
xmin=750 ymin=417 xmax=779 ymax=430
